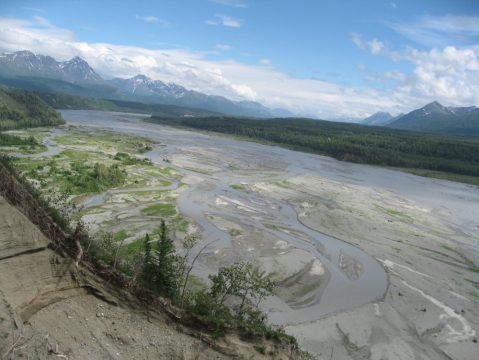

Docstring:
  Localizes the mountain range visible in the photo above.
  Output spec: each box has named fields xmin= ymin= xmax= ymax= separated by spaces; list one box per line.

xmin=0 ymin=51 xmax=292 ymax=118
xmin=0 ymin=51 xmax=103 ymax=84
xmin=362 ymin=102 xmax=479 ymax=136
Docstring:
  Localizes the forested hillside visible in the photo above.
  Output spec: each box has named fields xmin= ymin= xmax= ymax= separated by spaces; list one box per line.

xmin=37 ymin=91 xmax=223 ymax=117
xmin=149 ymin=116 xmax=479 ymax=183
xmin=387 ymin=102 xmax=479 ymax=136
xmin=0 ymin=86 xmax=65 ymax=130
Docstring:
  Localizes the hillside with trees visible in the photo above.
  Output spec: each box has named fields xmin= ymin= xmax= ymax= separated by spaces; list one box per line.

xmin=387 ymin=101 xmax=479 ymax=136
xmin=0 ymin=86 xmax=64 ymax=130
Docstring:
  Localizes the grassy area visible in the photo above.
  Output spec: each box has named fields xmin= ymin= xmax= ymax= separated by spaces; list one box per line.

xmin=184 ymin=166 xmax=210 ymax=175
xmin=0 ymin=144 xmax=47 ymax=154
xmin=142 ymin=203 xmax=177 ymax=217
xmin=0 ymin=130 xmax=48 ymax=154
xmin=170 ymin=215 xmax=190 ymax=233
xmin=374 ymin=204 xmax=413 ymax=221
xmin=229 ymin=183 xmax=246 ymax=190
xmin=395 ymin=167 xmax=479 ymax=186
xmin=55 ymin=128 xmax=155 ymax=154
xmin=12 ymin=147 xmax=173 ymax=196
xmin=113 ymin=229 xmax=128 ymax=242
xmin=228 ymin=228 xmax=242 ymax=237
xmin=273 ymin=180 xmax=295 ymax=189
xmin=13 ymin=153 xmax=126 ymax=195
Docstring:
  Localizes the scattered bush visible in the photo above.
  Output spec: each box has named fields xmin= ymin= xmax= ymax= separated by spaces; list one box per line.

xmin=62 ymin=161 xmax=126 ymax=194
xmin=114 ymin=152 xmax=151 ymax=165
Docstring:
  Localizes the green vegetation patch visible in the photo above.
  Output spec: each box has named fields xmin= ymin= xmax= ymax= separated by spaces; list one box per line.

xmin=123 ymin=237 xmax=147 ymax=256
xmin=469 ymin=291 xmax=479 ymax=301
xmin=273 ymin=180 xmax=294 ymax=189
xmin=113 ymin=229 xmax=128 ymax=242
xmin=396 ymin=167 xmax=479 ymax=186
xmin=125 ymin=165 xmax=174 ymax=187
xmin=228 ymin=228 xmax=242 ymax=237
xmin=184 ymin=166 xmax=210 ymax=175
xmin=155 ymin=167 xmax=178 ymax=177
xmin=374 ymin=204 xmax=413 ymax=221
xmin=229 ymin=183 xmax=246 ymax=190
xmin=169 ymin=215 xmax=190 ymax=233
xmin=0 ymin=144 xmax=47 ymax=154
xmin=12 ymin=152 xmax=126 ymax=195
xmin=61 ymin=162 xmax=126 ymax=194
xmin=0 ymin=86 xmax=64 ymax=131
xmin=113 ymin=152 xmax=152 ymax=165
xmin=55 ymin=128 xmax=155 ymax=154
xmin=142 ymin=203 xmax=177 ymax=217
xmin=0 ymin=131 xmax=47 ymax=154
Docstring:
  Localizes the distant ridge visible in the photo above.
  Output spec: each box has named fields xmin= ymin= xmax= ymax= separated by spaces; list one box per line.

xmin=388 ymin=101 xmax=479 ymax=136
xmin=361 ymin=112 xmax=394 ymax=126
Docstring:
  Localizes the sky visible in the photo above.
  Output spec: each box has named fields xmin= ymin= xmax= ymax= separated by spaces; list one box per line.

xmin=0 ymin=0 xmax=478 ymax=119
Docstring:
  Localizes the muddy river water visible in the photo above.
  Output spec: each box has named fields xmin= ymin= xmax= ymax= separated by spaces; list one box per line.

xmin=58 ymin=110 xmax=479 ymax=326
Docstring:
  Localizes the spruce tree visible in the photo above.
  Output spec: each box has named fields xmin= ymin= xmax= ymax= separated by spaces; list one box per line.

xmin=140 ymin=233 xmax=154 ymax=289
xmin=156 ymin=220 xmax=177 ymax=298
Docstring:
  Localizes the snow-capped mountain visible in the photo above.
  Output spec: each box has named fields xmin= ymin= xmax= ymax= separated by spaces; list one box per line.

xmin=0 ymin=51 xmax=288 ymax=118
xmin=108 ymin=74 xmax=274 ymax=117
xmin=387 ymin=101 xmax=479 ymax=136
xmin=0 ymin=51 xmax=103 ymax=84
xmin=109 ymin=75 xmax=190 ymax=99
xmin=59 ymin=56 xmax=103 ymax=83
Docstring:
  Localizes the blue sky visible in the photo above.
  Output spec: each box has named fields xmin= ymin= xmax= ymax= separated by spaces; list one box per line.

xmin=0 ymin=0 xmax=478 ymax=118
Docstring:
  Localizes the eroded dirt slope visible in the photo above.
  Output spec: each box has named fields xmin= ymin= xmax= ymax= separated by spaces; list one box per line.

xmin=0 ymin=195 xmax=221 ymax=359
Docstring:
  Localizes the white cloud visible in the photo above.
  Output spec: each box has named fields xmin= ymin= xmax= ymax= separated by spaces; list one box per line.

xmin=32 ymin=15 xmax=50 ymax=26
xmin=421 ymin=15 xmax=479 ymax=35
xmin=206 ymin=14 xmax=242 ymax=28
xmin=209 ymin=0 xmax=248 ymax=8
xmin=400 ymin=46 xmax=479 ymax=106
xmin=135 ymin=14 xmax=169 ymax=26
xmin=352 ymin=31 xmax=479 ymax=109
xmin=351 ymin=33 xmax=401 ymax=61
xmin=232 ymin=83 xmax=256 ymax=98
xmin=259 ymin=58 xmax=271 ymax=65
xmin=216 ymin=43 xmax=232 ymax=51
xmin=350 ymin=32 xmax=364 ymax=49
xmin=388 ymin=15 xmax=479 ymax=47
xmin=384 ymin=70 xmax=405 ymax=81
xmin=367 ymin=38 xmax=384 ymax=55
xmin=23 ymin=7 xmax=45 ymax=13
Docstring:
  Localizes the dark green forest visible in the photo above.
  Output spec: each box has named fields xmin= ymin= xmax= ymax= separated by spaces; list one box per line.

xmin=36 ymin=91 xmax=223 ymax=118
xmin=148 ymin=116 xmax=479 ymax=182
xmin=0 ymin=132 xmax=38 ymax=146
xmin=0 ymin=87 xmax=65 ymax=131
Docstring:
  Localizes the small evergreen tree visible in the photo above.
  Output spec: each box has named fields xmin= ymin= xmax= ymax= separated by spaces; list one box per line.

xmin=140 ymin=233 xmax=155 ymax=289
xmin=156 ymin=220 xmax=178 ymax=298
